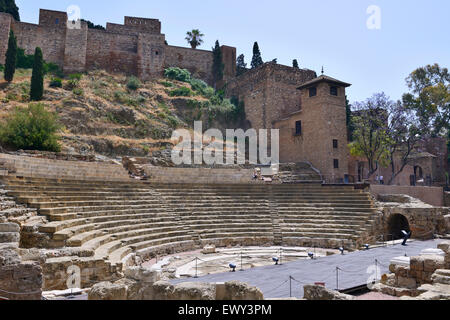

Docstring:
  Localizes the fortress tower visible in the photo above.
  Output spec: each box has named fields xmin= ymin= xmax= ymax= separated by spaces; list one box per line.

xmin=274 ymin=75 xmax=351 ymax=181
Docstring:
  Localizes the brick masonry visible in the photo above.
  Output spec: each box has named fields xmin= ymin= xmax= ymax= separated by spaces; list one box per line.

xmin=227 ymin=63 xmax=350 ymax=180
xmin=0 ymin=9 xmax=236 ymax=83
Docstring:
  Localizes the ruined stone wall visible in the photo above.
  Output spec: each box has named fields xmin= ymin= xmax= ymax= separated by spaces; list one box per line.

xmin=220 ymin=45 xmax=236 ymax=82
xmin=142 ymin=166 xmax=259 ymax=184
xmin=137 ymin=33 xmax=166 ymax=80
xmin=226 ymin=63 xmax=316 ymax=131
xmin=165 ymin=45 xmax=214 ymax=84
xmin=86 ymin=29 xmax=138 ymax=76
xmin=124 ymin=16 xmax=161 ymax=34
xmin=63 ymin=21 xmax=88 ymax=74
xmin=1 ymin=8 xmax=236 ymax=82
xmin=0 ymin=223 xmax=42 ymax=300
xmin=371 ymin=185 xmax=444 ymax=207
xmin=381 ymin=205 xmax=449 ymax=240
xmin=38 ymin=9 xmax=68 ymax=29
xmin=11 ymin=19 xmax=67 ymax=69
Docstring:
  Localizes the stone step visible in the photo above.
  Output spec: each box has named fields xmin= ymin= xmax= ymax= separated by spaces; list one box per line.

xmin=431 ymin=269 xmax=450 ymax=285
xmin=28 ymin=199 xmax=163 ymax=209
xmin=41 ymin=209 xmax=177 ymax=226
xmin=38 ymin=203 xmax=168 ymax=215
xmin=68 ymin=224 xmax=182 ymax=247
xmin=198 ymin=231 xmax=275 ymax=240
xmin=55 ymin=218 xmax=180 ymax=242
xmin=184 ymin=219 xmax=273 ymax=226
xmin=282 ymin=232 xmax=359 ymax=240
xmin=93 ymin=232 xmax=193 ymax=259
xmin=280 ymin=222 xmax=368 ymax=229
xmin=189 ymin=224 xmax=274 ymax=232
xmin=281 ymin=227 xmax=363 ymax=235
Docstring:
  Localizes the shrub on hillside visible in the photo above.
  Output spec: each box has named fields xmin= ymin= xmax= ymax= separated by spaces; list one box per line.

xmin=44 ymin=63 xmax=64 ymax=78
xmin=164 ymin=67 xmax=191 ymax=82
xmin=72 ymin=88 xmax=84 ymax=96
xmin=17 ymin=49 xmax=64 ymax=77
xmin=126 ymin=76 xmax=141 ymax=91
xmin=189 ymin=78 xmax=207 ymax=92
xmin=168 ymin=87 xmax=193 ymax=97
xmin=0 ymin=103 xmax=61 ymax=152
xmin=49 ymin=78 xmax=63 ymax=88
xmin=16 ymin=48 xmax=34 ymax=69
xmin=69 ymin=73 xmax=83 ymax=81
xmin=160 ymin=80 xmax=174 ymax=88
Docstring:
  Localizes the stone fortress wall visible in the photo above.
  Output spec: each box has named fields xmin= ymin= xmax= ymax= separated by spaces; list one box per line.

xmin=0 ymin=8 xmax=354 ymax=181
xmin=0 ymin=9 xmax=236 ymax=83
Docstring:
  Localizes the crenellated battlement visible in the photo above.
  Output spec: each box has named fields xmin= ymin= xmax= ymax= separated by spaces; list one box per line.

xmin=0 ymin=8 xmax=235 ymax=84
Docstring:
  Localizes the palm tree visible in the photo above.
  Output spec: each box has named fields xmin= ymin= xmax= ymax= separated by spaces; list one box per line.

xmin=185 ymin=29 xmax=204 ymax=49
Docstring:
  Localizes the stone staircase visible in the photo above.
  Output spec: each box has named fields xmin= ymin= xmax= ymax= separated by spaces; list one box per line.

xmin=0 ymin=175 xmax=377 ymax=288
xmin=278 ymin=163 xmax=323 ymax=183
xmin=273 ymin=184 xmax=377 ymax=248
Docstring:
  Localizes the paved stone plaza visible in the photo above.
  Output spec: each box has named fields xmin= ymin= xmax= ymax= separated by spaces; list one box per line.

xmin=172 ymin=240 xmax=442 ymax=298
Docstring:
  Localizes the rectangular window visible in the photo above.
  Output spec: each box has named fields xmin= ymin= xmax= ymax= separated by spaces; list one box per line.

xmin=333 ymin=159 xmax=339 ymax=169
xmin=295 ymin=121 xmax=302 ymax=136
xmin=330 ymin=86 xmax=338 ymax=96
xmin=333 ymin=139 xmax=338 ymax=149
xmin=309 ymin=87 xmax=317 ymax=97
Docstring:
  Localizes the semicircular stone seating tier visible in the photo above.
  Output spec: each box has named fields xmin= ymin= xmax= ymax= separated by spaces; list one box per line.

xmin=1 ymin=175 xmax=377 ymax=274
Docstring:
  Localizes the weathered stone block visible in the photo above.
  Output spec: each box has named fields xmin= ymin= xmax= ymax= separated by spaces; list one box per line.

xmin=397 ymin=276 xmax=417 ymax=289
xmin=303 ymin=284 xmax=355 ymax=300
xmin=88 ymin=281 xmax=128 ymax=300
xmin=172 ymin=282 xmax=216 ymax=300
xmin=410 ymin=256 xmax=425 ymax=271
xmin=423 ymin=255 xmax=445 ymax=273
xmin=0 ymin=232 xmax=20 ymax=243
xmin=124 ymin=267 xmax=160 ymax=283
xmin=0 ymin=223 xmax=20 ymax=233
xmin=437 ymin=240 xmax=450 ymax=253
xmin=216 ymin=281 xmax=264 ymax=300
xmin=201 ymin=245 xmax=216 ymax=254
xmin=142 ymin=281 xmax=174 ymax=300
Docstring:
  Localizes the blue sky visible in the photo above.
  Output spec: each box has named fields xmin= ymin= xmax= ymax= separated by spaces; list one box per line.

xmin=16 ymin=0 xmax=450 ymax=103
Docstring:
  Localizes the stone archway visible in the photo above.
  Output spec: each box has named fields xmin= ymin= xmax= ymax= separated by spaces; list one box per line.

xmin=387 ymin=214 xmax=411 ymax=240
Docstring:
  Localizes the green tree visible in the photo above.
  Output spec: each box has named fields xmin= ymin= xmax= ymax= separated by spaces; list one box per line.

xmin=447 ymin=130 xmax=450 ymax=183
xmin=4 ymin=29 xmax=17 ymax=82
xmin=30 ymin=47 xmax=44 ymax=101
xmin=185 ymin=29 xmax=204 ymax=49
xmin=402 ymin=63 xmax=449 ymax=136
xmin=81 ymin=19 xmax=105 ymax=30
xmin=0 ymin=0 xmax=20 ymax=21
xmin=350 ymin=92 xmax=422 ymax=184
xmin=349 ymin=93 xmax=391 ymax=176
xmin=251 ymin=42 xmax=263 ymax=69
xmin=212 ymin=40 xmax=224 ymax=88
xmin=236 ymin=54 xmax=247 ymax=76
xmin=0 ymin=103 xmax=61 ymax=152
xmin=345 ymin=96 xmax=355 ymax=141
xmin=293 ymin=59 xmax=299 ymax=69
